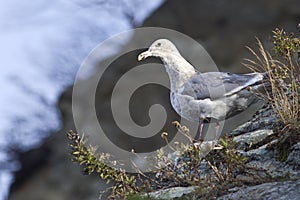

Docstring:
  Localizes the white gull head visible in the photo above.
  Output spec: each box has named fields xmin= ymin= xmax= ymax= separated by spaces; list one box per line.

xmin=138 ymin=39 xmax=196 ymax=90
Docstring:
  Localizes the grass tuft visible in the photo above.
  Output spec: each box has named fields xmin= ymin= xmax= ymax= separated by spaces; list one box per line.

xmin=244 ymin=28 xmax=300 ymax=159
xmin=244 ymin=31 xmax=300 ymax=132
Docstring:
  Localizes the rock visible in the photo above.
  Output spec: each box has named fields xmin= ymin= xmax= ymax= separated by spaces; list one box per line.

xmin=286 ymin=142 xmax=300 ymax=169
xmin=218 ymin=179 xmax=300 ymax=200
xmin=145 ymin=186 xmax=198 ymax=199
xmin=233 ymin=129 xmax=274 ymax=150
xmin=230 ymin=105 xmax=276 ymax=136
xmin=241 ymin=141 xmax=300 ymax=180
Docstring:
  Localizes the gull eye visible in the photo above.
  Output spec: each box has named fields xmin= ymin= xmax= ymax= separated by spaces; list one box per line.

xmin=156 ymin=42 xmax=161 ymax=47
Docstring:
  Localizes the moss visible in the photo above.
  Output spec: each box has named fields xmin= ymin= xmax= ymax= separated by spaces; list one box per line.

xmin=278 ymin=148 xmax=290 ymax=162
xmin=127 ymin=194 xmax=161 ymax=200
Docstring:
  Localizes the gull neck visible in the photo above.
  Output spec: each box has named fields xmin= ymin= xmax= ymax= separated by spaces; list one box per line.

xmin=161 ymin=54 xmax=196 ymax=91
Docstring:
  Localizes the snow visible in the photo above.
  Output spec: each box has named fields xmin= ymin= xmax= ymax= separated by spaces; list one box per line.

xmin=0 ymin=0 xmax=163 ymax=199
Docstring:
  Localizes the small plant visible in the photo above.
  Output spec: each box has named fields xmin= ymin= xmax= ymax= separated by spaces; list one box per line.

xmin=67 ymin=130 xmax=144 ymax=199
xmin=272 ymin=28 xmax=300 ymax=58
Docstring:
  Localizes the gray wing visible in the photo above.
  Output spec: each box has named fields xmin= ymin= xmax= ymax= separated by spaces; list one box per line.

xmin=180 ymin=71 xmax=265 ymax=100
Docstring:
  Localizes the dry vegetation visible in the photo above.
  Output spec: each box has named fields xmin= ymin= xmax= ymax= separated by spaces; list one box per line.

xmin=245 ymin=29 xmax=299 ymax=130
xmin=244 ymin=28 xmax=300 ymax=155
xmin=67 ymin=124 xmax=267 ymax=199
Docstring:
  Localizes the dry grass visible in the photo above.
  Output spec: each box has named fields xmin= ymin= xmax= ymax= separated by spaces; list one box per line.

xmin=67 ymin=125 xmax=254 ymax=199
xmin=243 ymin=32 xmax=300 ymax=132
xmin=243 ymin=29 xmax=300 ymax=160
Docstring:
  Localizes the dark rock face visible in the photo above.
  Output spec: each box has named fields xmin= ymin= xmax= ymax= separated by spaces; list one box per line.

xmin=10 ymin=89 xmax=106 ymax=200
xmin=10 ymin=145 xmax=51 ymax=192
xmin=218 ymin=180 xmax=300 ymax=200
xmin=144 ymin=0 xmax=300 ymax=72
xmin=9 ymin=1 xmax=300 ymax=199
xmin=145 ymin=180 xmax=300 ymax=200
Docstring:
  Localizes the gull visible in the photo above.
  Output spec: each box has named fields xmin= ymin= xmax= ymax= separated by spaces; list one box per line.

xmin=137 ymin=39 xmax=268 ymax=141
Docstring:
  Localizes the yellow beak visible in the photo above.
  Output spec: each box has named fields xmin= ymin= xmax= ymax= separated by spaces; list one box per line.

xmin=137 ymin=50 xmax=152 ymax=61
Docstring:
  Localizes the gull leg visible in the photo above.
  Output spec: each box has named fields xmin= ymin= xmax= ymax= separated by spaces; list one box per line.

xmin=214 ymin=121 xmax=220 ymax=141
xmin=194 ymin=119 xmax=204 ymax=142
